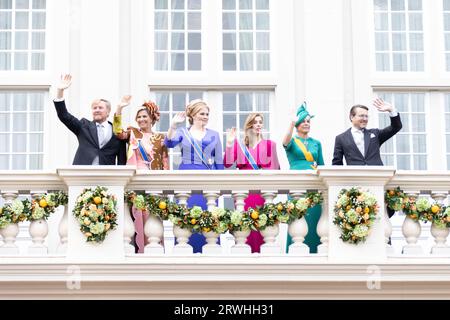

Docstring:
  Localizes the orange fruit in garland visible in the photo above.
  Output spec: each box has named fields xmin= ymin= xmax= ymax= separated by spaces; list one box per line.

xmin=39 ymin=199 xmax=48 ymax=208
xmin=94 ymin=197 xmax=102 ymax=205
xmin=250 ymin=211 xmax=259 ymax=220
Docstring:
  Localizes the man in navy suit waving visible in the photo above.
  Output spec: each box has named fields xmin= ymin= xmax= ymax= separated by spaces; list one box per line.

xmin=54 ymin=74 xmax=127 ymax=165
xmin=332 ymin=98 xmax=402 ymax=166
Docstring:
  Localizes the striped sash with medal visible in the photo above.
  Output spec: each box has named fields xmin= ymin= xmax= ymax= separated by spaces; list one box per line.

xmin=183 ymin=128 xmax=213 ymax=170
xmin=236 ymin=139 xmax=259 ymax=170
xmin=293 ymin=137 xmax=317 ymax=170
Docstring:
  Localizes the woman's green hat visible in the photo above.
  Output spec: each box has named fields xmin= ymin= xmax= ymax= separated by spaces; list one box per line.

xmin=295 ymin=101 xmax=314 ymax=127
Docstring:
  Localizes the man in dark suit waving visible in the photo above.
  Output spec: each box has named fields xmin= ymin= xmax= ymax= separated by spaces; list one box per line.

xmin=54 ymin=74 xmax=127 ymax=165
xmin=332 ymin=98 xmax=402 ymax=166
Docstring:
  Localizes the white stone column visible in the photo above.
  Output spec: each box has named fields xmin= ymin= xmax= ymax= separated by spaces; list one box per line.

xmin=0 ymin=191 xmax=20 ymax=255
xmin=402 ymin=191 xmax=423 ymax=255
xmin=316 ymin=189 xmax=328 ymax=255
xmin=57 ymin=203 xmax=68 ymax=255
xmin=288 ymin=190 xmax=309 ymax=255
xmin=28 ymin=191 xmax=49 ymax=255
xmin=230 ymin=191 xmax=251 ymax=255
xmin=430 ymin=192 xmax=450 ymax=256
xmin=384 ymin=203 xmax=394 ymax=256
xmin=144 ymin=191 xmax=165 ymax=255
xmin=202 ymin=191 xmax=221 ymax=255
xmin=172 ymin=191 xmax=193 ymax=255
xmin=123 ymin=198 xmax=136 ymax=255
xmin=260 ymin=190 xmax=282 ymax=255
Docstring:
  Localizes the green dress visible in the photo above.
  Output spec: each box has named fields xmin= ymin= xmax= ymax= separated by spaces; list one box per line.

xmin=284 ymin=136 xmax=324 ymax=253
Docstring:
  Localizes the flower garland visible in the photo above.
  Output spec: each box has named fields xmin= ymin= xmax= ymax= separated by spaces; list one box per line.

xmin=385 ymin=187 xmax=405 ymax=212
xmin=333 ymin=187 xmax=379 ymax=244
xmin=0 ymin=199 xmax=27 ymax=229
xmin=286 ymin=192 xmax=323 ymax=223
xmin=73 ymin=186 xmax=117 ymax=243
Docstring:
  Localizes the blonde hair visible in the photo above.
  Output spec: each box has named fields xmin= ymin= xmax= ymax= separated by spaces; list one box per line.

xmin=243 ymin=113 xmax=264 ymax=146
xmin=185 ymin=99 xmax=210 ymax=125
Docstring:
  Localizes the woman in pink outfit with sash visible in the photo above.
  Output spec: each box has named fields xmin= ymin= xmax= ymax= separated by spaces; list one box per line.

xmin=224 ymin=113 xmax=280 ymax=253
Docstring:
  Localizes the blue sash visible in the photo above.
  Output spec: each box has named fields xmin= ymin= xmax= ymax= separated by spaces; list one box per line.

xmin=137 ymin=140 xmax=151 ymax=168
xmin=237 ymin=139 xmax=259 ymax=170
xmin=182 ymin=128 xmax=213 ymax=170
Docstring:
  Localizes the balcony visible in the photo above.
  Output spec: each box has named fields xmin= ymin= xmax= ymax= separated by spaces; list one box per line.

xmin=0 ymin=166 xmax=450 ymax=299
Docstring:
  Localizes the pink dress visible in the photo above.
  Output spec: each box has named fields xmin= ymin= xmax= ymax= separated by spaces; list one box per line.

xmin=223 ymin=139 xmax=280 ymax=253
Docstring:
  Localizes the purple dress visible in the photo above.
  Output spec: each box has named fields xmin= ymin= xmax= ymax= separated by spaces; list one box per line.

xmin=164 ymin=127 xmax=224 ymax=253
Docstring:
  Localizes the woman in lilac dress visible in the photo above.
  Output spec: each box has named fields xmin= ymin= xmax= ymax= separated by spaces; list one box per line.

xmin=223 ymin=113 xmax=280 ymax=253
xmin=165 ymin=99 xmax=224 ymax=253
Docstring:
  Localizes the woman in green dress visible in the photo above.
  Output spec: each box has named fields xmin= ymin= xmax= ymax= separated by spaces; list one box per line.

xmin=282 ymin=102 xmax=324 ymax=253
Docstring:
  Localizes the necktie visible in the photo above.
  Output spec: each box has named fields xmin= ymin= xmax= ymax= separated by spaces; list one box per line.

xmin=355 ymin=129 xmax=364 ymax=156
xmin=97 ymin=124 xmax=105 ymax=148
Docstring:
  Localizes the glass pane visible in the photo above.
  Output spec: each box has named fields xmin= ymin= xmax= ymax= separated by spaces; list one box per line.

xmin=0 ymin=155 xmax=8 ymax=169
xmin=223 ymin=13 xmax=236 ymax=30
xmin=223 ymin=53 xmax=236 ymax=70
xmin=189 ymin=91 xmax=202 ymax=100
xmin=445 ymin=34 xmax=450 ymax=51
xmin=393 ymin=53 xmax=407 ymax=71
xmin=374 ymin=13 xmax=388 ymax=30
xmin=239 ymin=0 xmax=252 ymax=9
xmin=16 ymin=0 xmax=28 ymax=9
xmin=374 ymin=0 xmax=388 ymax=10
xmin=256 ymin=13 xmax=269 ymax=30
xmin=410 ymin=114 xmax=425 ymax=132
xmin=375 ymin=33 xmax=389 ymax=50
xmin=396 ymin=135 xmax=410 ymax=153
xmin=0 ymin=114 xmax=8 ymax=131
xmin=172 ymin=0 xmax=184 ymax=9
xmin=391 ymin=13 xmax=405 ymax=31
xmin=188 ymin=12 xmax=201 ymax=30
xmin=31 ymin=32 xmax=45 ymax=49
xmin=382 ymin=155 xmax=394 ymax=166
xmin=445 ymin=13 xmax=450 ymax=31
xmin=0 ymin=93 xmax=9 ymax=111
xmin=157 ymin=113 xmax=170 ymax=131
xmin=13 ymin=113 xmax=27 ymax=132
xmin=223 ymin=33 xmax=236 ymax=50
xmin=408 ymin=13 xmax=422 ymax=31
xmin=32 ymin=0 xmax=46 ymax=9
xmin=239 ymin=93 xmax=252 ymax=111
xmin=397 ymin=155 xmax=411 ymax=170
xmin=446 ymin=54 xmax=450 ymax=71
xmin=256 ymin=32 xmax=269 ymax=50
xmin=391 ymin=0 xmax=405 ymax=11
xmin=0 ymin=0 xmax=12 ymax=9
xmin=409 ymin=33 xmax=423 ymax=51
xmin=155 ymin=32 xmax=168 ymax=50
xmin=446 ymin=116 xmax=450 ymax=132
xmin=257 ymin=53 xmax=270 ymax=70
xmin=409 ymin=53 xmax=423 ymax=71
xmin=188 ymin=53 xmax=201 ymax=70
xmin=32 ymin=12 xmax=46 ymax=29
xmin=13 ymin=133 xmax=26 ymax=151
xmin=0 ymin=12 xmax=12 ymax=29
xmin=13 ymin=93 xmax=27 ymax=111
xmin=155 ymin=92 xmax=170 ymax=111
xmin=171 ymin=13 xmax=185 ymax=30
xmin=0 ymin=133 xmax=9 ymax=152
xmin=154 ymin=0 xmax=168 ymax=9
xmin=171 ymin=53 xmax=184 ymax=70
xmin=376 ymin=53 xmax=390 ymax=71
xmin=222 ymin=0 xmax=235 ymax=10
xmin=447 ymin=135 xmax=450 ymax=151
xmin=240 ymin=52 xmax=253 ymax=70
xmin=173 ymin=93 xmax=186 ymax=111
xmin=155 ymin=12 xmax=168 ymax=30
xmin=171 ymin=32 xmax=185 ymax=50
xmin=0 ymin=32 xmax=11 ymax=49
xmin=188 ymin=0 xmax=201 ymax=10
xmin=239 ymin=32 xmax=252 ymax=50
xmin=408 ymin=0 xmax=421 ymax=10
xmin=382 ymin=138 xmax=394 ymax=153
xmin=413 ymin=155 xmax=426 ymax=170
xmin=255 ymin=92 xmax=269 ymax=111
xmin=392 ymin=33 xmax=406 ymax=50
xmin=223 ymin=114 xmax=236 ymax=129
xmin=14 ymin=53 xmax=28 ymax=70
xmin=256 ymin=0 xmax=269 ymax=10
xmin=15 ymin=12 xmax=29 ymax=29
xmin=379 ymin=113 xmax=390 ymax=128
xmin=448 ymin=155 xmax=450 ymax=170
xmin=12 ymin=154 xmax=26 ymax=169
xmin=29 ymin=133 xmax=42 ymax=152
xmin=393 ymin=93 xmax=408 ymax=112
xmin=239 ymin=13 xmax=252 ymax=30
xmin=239 ymin=113 xmax=251 ymax=129
xmin=155 ymin=52 xmax=168 ymax=70
xmin=188 ymin=32 xmax=201 ymax=49
xmin=29 ymin=154 xmax=42 ymax=170
xmin=15 ymin=32 xmax=28 ymax=50
xmin=29 ymin=112 xmax=43 ymax=131
xmin=31 ymin=52 xmax=44 ymax=70
xmin=410 ymin=93 xmax=424 ymax=112
xmin=223 ymin=93 xmax=236 ymax=111
xmin=445 ymin=0 xmax=450 ymax=11
xmin=412 ymin=134 xmax=426 ymax=153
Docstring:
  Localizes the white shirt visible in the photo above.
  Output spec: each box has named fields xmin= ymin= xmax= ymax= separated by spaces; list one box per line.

xmin=351 ymin=127 xmax=365 ymax=156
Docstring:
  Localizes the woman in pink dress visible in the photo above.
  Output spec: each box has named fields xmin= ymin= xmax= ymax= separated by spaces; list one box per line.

xmin=113 ymin=96 xmax=169 ymax=253
xmin=223 ymin=113 xmax=280 ymax=253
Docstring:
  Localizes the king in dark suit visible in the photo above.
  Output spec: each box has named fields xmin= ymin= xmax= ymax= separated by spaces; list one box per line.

xmin=54 ymin=74 xmax=126 ymax=165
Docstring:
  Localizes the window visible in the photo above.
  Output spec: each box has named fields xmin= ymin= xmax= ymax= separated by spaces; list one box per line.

xmin=0 ymin=0 xmax=46 ymax=71
xmin=444 ymin=0 xmax=450 ymax=71
xmin=154 ymin=0 xmax=202 ymax=71
xmin=445 ymin=94 xmax=450 ymax=169
xmin=378 ymin=92 xmax=427 ymax=170
xmin=222 ymin=0 xmax=270 ymax=71
xmin=0 ymin=91 xmax=45 ymax=170
xmin=222 ymin=91 xmax=271 ymax=150
xmin=151 ymin=90 xmax=204 ymax=169
xmin=373 ymin=0 xmax=424 ymax=72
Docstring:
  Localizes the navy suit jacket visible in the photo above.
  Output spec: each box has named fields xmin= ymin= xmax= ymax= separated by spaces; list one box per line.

xmin=54 ymin=100 xmax=126 ymax=165
xmin=332 ymin=114 xmax=402 ymax=166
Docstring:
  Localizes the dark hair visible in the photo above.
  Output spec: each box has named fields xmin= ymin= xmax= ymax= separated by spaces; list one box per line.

xmin=135 ymin=101 xmax=160 ymax=126
xmin=349 ymin=104 xmax=368 ymax=121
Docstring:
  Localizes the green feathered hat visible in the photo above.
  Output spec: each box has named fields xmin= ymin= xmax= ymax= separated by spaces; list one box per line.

xmin=295 ymin=101 xmax=314 ymax=127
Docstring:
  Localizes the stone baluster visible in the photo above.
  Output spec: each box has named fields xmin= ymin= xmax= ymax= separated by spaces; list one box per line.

xmin=430 ymin=192 xmax=450 ymax=255
xmin=0 ymin=191 xmax=20 ymax=254
xmin=123 ymin=195 xmax=136 ymax=255
xmin=402 ymin=191 xmax=423 ymax=255
xmin=260 ymin=190 xmax=282 ymax=255
xmin=230 ymin=191 xmax=251 ymax=255
xmin=57 ymin=199 xmax=68 ymax=255
xmin=172 ymin=191 xmax=193 ymax=255
xmin=316 ymin=189 xmax=328 ymax=255
xmin=202 ymin=191 xmax=222 ymax=255
xmin=288 ymin=190 xmax=310 ymax=255
xmin=28 ymin=191 xmax=49 ymax=255
xmin=144 ymin=191 xmax=165 ymax=255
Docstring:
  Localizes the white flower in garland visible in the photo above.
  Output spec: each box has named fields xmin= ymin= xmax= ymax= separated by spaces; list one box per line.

xmin=295 ymin=198 xmax=309 ymax=212
xmin=31 ymin=206 xmax=45 ymax=220
xmin=230 ymin=210 xmax=243 ymax=226
xmin=11 ymin=199 xmax=24 ymax=215
xmin=416 ymin=198 xmax=431 ymax=212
